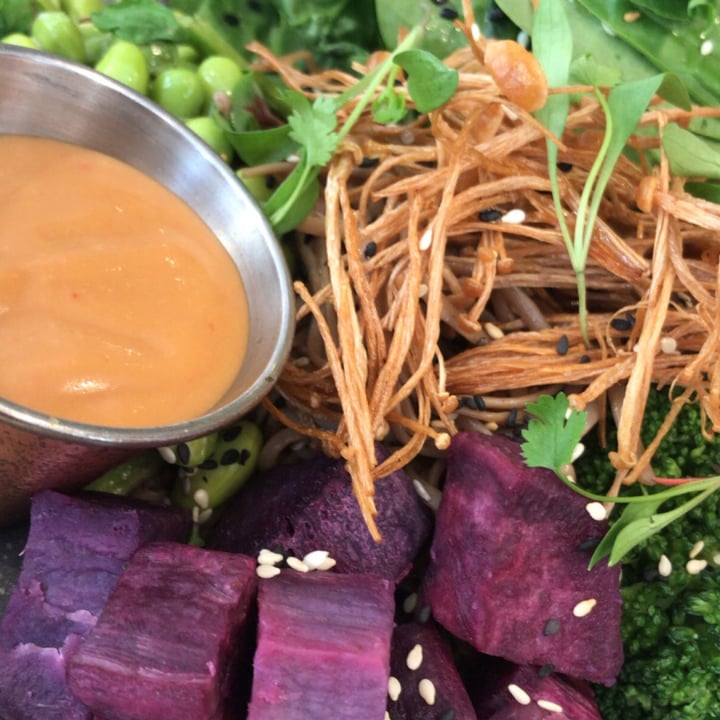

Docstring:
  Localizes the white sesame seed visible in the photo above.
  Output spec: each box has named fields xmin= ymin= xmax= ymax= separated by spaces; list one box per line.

xmin=658 ymin=554 xmax=673 ymax=577
xmin=419 ymin=228 xmax=433 ymax=251
xmin=689 ymin=540 xmax=705 ymax=559
xmin=601 ymin=21 xmax=616 ymax=36
xmin=537 ymin=699 xmax=564 ymax=713
xmin=286 ymin=556 xmax=310 ymax=573
xmin=501 ymin=208 xmax=526 ymax=224
xmin=713 ymin=553 xmax=720 ymax=566
xmin=507 ymin=683 xmax=532 ymax=705
xmin=660 ymin=336 xmax=678 ymax=354
xmin=571 ymin=442 xmax=585 ymax=463
xmin=406 ymin=643 xmax=423 ymax=670
xmin=585 ymin=502 xmax=607 ymax=521
xmin=388 ymin=676 xmax=402 ymax=701
xmin=485 ymin=321 xmax=504 ymax=339
xmin=401 ymin=128 xmax=415 ymax=145
xmin=418 ymin=678 xmax=436 ymax=706
xmin=285 ymin=153 xmax=300 ymax=163
xmin=197 ymin=508 xmax=213 ymax=524
xmin=257 ymin=549 xmax=284 ymax=566
xmin=516 ymin=30 xmax=529 ymax=48
xmin=157 ymin=446 xmax=177 ymax=464
xmin=413 ymin=478 xmax=432 ymax=503
xmin=193 ymin=488 xmax=210 ymax=510
xmin=316 ymin=557 xmax=337 ymax=571
xmin=384 ymin=713 xmax=391 ymax=720
xmin=403 ymin=592 xmax=418 ymax=614
xmin=572 ymin=598 xmax=597 ymax=618
xmin=302 ymin=550 xmax=330 ymax=569
xmin=471 ymin=22 xmax=481 ymax=41
xmin=701 ymin=39 xmax=714 ymax=56
xmin=256 ymin=564 xmax=281 ymax=579
xmin=686 ymin=558 xmax=708 ymax=575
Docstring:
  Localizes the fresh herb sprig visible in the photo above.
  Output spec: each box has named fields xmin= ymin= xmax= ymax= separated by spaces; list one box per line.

xmin=530 ymin=0 xmax=689 ymax=345
xmin=521 ymin=392 xmax=720 ymax=567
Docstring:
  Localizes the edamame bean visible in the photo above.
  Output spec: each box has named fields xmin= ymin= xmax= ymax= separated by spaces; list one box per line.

xmin=197 ymin=55 xmax=243 ymax=107
xmin=185 ymin=116 xmax=234 ymax=162
xmin=158 ymin=432 xmax=219 ymax=468
xmin=84 ymin=451 xmax=165 ymax=496
xmin=95 ymin=40 xmax=149 ymax=95
xmin=77 ymin=21 xmax=112 ymax=65
xmin=61 ymin=0 xmax=103 ymax=23
xmin=31 ymin=11 xmax=86 ymax=63
xmin=1 ymin=33 xmax=38 ymax=49
xmin=152 ymin=67 xmax=206 ymax=119
xmin=171 ymin=420 xmax=263 ymax=512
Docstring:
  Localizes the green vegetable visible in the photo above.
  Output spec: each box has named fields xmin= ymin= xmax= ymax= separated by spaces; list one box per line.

xmin=1 ymin=31 xmax=37 ymax=48
xmin=0 ymin=0 xmax=35 ymax=37
xmin=31 ymin=10 xmax=86 ymax=62
xmin=151 ymin=66 xmax=206 ymax=117
xmin=171 ymin=420 xmax=263 ymax=511
xmin=577 ymin=387 xmax=720 ymax=719
xmin=61 ymin=0 xmax=102 ymax=23
xmin=159 ymin=433 xmax=219 ymax=468
xmin=84 ymin=451 xmax=166 ymax=496
xmin=95 ymin=39 xmax=149 ymax=94
xmin=196 ymin=54 xmax=242 ymax=105
xmin=91 ymin=0 xmax=180 ymax=45
xmin=185 ymin=115 xmax=234 ymax=161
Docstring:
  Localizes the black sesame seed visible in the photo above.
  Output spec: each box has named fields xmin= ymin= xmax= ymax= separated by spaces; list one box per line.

xmin=440 ymin=6 xmax=458 ymax=19
xmin=474 ymin=394 xmax=486 ymax=410
xmin=610 ymin=312 xmax=636 ymax=331
xmin=538 ymin=663 xmax=555 ymax=678
xmin=222 ymin=426 xmax=242 ymax=442
xmin=198 ymin=459 xmax=218 ymax=470
xmin=360 ymin=156 xmax=380 ymax=168
xmin=487 ymin=6 xmax=507 ymax=22
xmin=579 ymin=354 xmax=591 ymax=364
xmin=437 ymin=710 xmax=456 ymax=720
xmin=556 ymin=333 xmax=570 ymax=356
xmin=416 ymin=604 xmax=432 ymax=624
xmin=578 ymin=537 xmax=600 ymax=552
xmin=176 ymin=442 xmax=191 ymax=465
xmin=506 ymin=407 xmax=518 ymax=427
xmin=557 ymin=161 xmax=573 ymax=172
xmin=265 ymin=175 xmax=277 ymax=189
xmin=222 ymin=12 xmax=239 ymax=26
xmin=247 ymin=0 xmax=262 ymax=11
xmin=479 ymin=208 xmax=503 ymax=222
xmin=363 ymin=241 xmax=377 ymax=259
xmin=460 ymin=395 xmax=479 ymax=410
xmin=220 ymin=448 xmax=242 ymax=466
xmin=543 ymin=618 xmax=561 ymax=636
xmin=238 ymin=448 xmax=252 ymax=465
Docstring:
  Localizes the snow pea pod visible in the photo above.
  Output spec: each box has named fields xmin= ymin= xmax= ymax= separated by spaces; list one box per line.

xmin=159 ymin=433 xmax=219 ymax=468
xmin=171 ymin=420 xmax=262 ymax=512
xmin=84 ymin=451 xmax=166 ymax=496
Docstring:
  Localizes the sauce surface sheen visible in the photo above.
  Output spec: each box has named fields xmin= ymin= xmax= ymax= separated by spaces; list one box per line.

xmin=0 ymin=135 xmax=249 ymax=427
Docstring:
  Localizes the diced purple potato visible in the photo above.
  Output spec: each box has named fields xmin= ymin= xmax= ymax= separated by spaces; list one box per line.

xmin=422 ymin=432 xmax=623 ymax=686
xmin=469 ymin=657 xmax=603 ymax=719
xmin=248 ymin=569 xmax=395 ymax=719
xmin=0 ymin=490 xmax=192 ymax=720
xmin=387 ymin=621 xmax=476 ymax=720
xmin=208 ymin=450 xmax=432 ymax=582
xmin=67 ymin=542 xmax=257 ymax=720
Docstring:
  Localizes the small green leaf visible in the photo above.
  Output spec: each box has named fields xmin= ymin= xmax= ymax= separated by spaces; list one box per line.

xmin=287 ymin=94 xmax=339 ymax=168
xmin=372 ymin=85 xmax=407 ymax=124
xmin=91 ymin=0 xmax=180 ymax=44
xmin=663 ymin=122 xmax=720 ymax=179
xmin=520 ymin=392 xmax=587 ymax=474
xmin=570 ymin=54 xmax=622 ymax=87
xmin=263 ymin=160 xmax=321 ymax=235
xmin=394 ymin=49 xmax=458 ymax=113
xmin=227 ymin=125 xmax=296 ymax=166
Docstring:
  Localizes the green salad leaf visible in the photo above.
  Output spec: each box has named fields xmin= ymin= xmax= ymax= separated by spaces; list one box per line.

xmin=91 ymin=0 xmax=181 ymax=44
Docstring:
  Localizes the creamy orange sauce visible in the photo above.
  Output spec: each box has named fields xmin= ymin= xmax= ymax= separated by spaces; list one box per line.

xmin=0 ymin=135 xmax=249 ymax=427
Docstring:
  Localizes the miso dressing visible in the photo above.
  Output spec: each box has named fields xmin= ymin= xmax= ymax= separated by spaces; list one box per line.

xmin=0 ymin=135 xmax=249 ymax=427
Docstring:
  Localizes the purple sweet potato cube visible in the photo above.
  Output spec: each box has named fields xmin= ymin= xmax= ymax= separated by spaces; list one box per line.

xmin=422 ymin=432 xmax=623 ymax=686
xmin=208 ymin=450 xmax=432 ymax=582
xmin=248 ymin=569 xmax=395 ymax=719
xmin=470 ymin=658 xmax=604 ymax=719
xmin=0 ymin=490 xmax=192 ymax=720
xmin=67 ymin=542 xmax=258 ymax=720
xmin=387 ymin=621 xmax=476 ymax=719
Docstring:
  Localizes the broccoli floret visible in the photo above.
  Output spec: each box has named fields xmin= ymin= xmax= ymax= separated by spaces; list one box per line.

xmin=577 ymin=385 xmax=720 ymax=719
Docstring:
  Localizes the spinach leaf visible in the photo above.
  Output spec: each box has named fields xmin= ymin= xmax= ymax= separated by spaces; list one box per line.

xmin=0 ymin=0 xmax=35 ymax=36
xmin=92 ymin=0 xmax=180 ymax=44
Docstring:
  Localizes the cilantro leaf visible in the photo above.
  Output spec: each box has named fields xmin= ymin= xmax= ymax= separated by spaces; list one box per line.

xmin=287 ymin=94 xmax=340 ymax=169
xmin=91 ymin=0 xmax=180 ymax=44
xmin=520 ymin=392 xmax=586 ymax=474
xmin=393 ymin=49 xmax=459 ymax=113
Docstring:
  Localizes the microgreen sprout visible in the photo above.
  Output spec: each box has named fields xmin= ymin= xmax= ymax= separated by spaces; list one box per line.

xmin=521 ymin=392 xmax=720 ymax=568
xmin=530 ymin=0 xmax=689 ymax=346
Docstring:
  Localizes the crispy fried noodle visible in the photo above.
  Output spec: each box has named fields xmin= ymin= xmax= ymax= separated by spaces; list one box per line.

xmin=250 ymin=17 xmax=720 ymax=540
